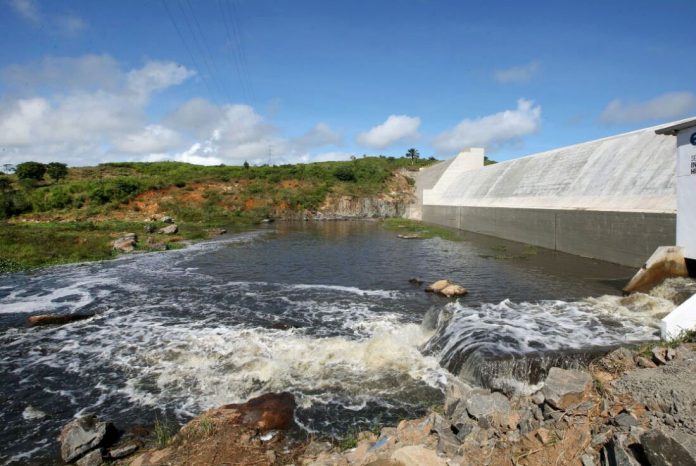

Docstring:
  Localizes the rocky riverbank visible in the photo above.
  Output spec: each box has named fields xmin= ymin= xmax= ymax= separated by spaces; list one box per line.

xmin=56 ymin=337 xmax=696 ymax=466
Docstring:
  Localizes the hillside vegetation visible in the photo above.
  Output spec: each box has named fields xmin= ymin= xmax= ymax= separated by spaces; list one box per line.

xmin=0 ymin=156 xmax=435 ymax=271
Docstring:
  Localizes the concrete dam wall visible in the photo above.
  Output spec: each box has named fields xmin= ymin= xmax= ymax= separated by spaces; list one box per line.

xmin=417 ymin=125 xmax=678 ymax=267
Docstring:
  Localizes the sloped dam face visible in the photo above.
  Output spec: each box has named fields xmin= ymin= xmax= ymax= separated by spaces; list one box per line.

xmin=0 ymin=221 xmax=676 ymax=464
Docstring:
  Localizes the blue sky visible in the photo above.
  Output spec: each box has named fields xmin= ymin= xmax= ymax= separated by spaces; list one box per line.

xmin=1 ymin=0 xmax=695 ymax=166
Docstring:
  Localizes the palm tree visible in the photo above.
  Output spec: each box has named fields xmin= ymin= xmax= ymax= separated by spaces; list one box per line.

xmin=405 ymin=148 xmax=420 ymax=165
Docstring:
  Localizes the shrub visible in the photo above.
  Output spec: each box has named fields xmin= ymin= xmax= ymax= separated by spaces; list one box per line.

xmin=46 ymin=162 xmax=68 ymax=181
xmin=334 ymin=166 xmax=356 ymax=182
xmin=15 ymin=161 xmax=46 ymax=181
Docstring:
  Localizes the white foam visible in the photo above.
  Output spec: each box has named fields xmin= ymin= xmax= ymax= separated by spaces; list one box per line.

xmin=21 ymin=405 xmax=46 ymax=420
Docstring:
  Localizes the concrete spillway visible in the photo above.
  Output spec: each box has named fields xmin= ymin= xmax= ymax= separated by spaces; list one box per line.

xmin=416 ymin=124 xmax=678 ymax=267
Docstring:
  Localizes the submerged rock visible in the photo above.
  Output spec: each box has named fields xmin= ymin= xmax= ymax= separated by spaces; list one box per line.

xmin=27 ymin=312 xmax=94 ymax=327
xmin=59 ymin=414 xmax=111 ymax=463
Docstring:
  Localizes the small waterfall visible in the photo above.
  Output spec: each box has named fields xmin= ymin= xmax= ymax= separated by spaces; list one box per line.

xmin=420 ymin=294 xmax=666 ymax=394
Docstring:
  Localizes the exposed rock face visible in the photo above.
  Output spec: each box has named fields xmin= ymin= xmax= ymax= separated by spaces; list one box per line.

xmin=59 ymin=414 xmax=111 ymax=463
xmin=542 ymin=367 xmax=592 ymax=410
xmin=27 ymin=312 xmax=94 ymax=327
xmin=158 ymin=224 xmax=178 ymax=235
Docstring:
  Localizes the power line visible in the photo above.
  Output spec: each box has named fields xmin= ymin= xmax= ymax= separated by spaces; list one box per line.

xmin=225 ymin=0 xmax=256 ymax=104
xmin=218 ymin=0 xmax=252 ymax=103
xmin=181 ymin=0 xmax=235 ymax=104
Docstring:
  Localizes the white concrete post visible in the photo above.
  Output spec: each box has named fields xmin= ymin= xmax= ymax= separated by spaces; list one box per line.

xmin=656 ymin=119 xmax=696 ymax=339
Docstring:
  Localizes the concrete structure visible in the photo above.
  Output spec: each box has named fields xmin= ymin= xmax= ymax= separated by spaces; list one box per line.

xmin=655 ymin=119 xmax=696 ymax=340
xmin=416 ymin=122 xmax=682 ymax=267
xmin=662 ymin=294 xmax=696 ymax=340
xmin=656 ymin=119 xmax=696 ymax=262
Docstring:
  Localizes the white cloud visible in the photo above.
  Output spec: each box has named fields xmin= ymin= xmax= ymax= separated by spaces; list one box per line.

xmin=311 ymin=151 xmax=353 ymax=162
xmin=294 ymin=122 xmax=342 ymax=150
xmin=433 ymin=99 xmax=541 ymax=154
xmin=356 ymin=115 xmax=420 ymax=149
xmin=55 ymin=14 xmax=87 ymax=36
xmin=9 ymin=0 xmax=88 ymax=36
xmin=601 ymin=91 xmax=696 ymax=124
xmin=0 ymin=55 xmax=195 ymax=165
xmin=167 ymin=101 xmax=283 ymax=164
xmin=2 ymin=54 xmax=122 ymax=93
xmin=127 ymin=61 xmax=195 ymax=98
xmin=494 ymin=61 xmax=540 ymax=84
xmin=9 ymin=0 xmax=40 ymax=22
xmin=114 ymin=125 xmax=182 ymax=154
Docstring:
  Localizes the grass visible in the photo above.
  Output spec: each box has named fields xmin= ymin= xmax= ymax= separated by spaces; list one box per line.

xmin=153 ymin=416 xmax=176 ymax=448
xmin=636 ymin=329 xmax=696 ymax=356
xmin=338 ymin=427 xmax=359 ymax=450
xmin=0 ymin=219 xmax=245 ymax=272
xmin=381 ymin=218 xmax=465 ymax=241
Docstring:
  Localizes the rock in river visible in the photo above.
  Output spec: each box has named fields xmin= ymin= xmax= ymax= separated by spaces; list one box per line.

xmin=59 ymin=414 xmax=112 ymax=463
xmin=425 ymin=279 xmax=468 ymax=297
xmin=27 ymin=312 xmax=94 ymax=327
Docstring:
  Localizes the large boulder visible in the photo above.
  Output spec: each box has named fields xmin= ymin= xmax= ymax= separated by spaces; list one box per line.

xmin=542 ymin=367 xmax=592 ymax=410
xmin=641 ymin=428 xmax=696 ymax=466
xmin=59 ymin=414 xmax=111 ymax=463
xmin=465 ymin=391 xmax=518 ymax=430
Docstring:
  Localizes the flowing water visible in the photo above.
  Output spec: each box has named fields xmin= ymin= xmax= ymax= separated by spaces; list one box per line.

xmin=0 ymin=221 xmax=673 ymax=464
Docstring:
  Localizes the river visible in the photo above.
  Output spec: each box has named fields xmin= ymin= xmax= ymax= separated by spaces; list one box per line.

xmin=0 ymin=221 xmax=668 ymax=464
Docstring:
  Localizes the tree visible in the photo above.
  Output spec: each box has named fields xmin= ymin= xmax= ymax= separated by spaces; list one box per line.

xmin=15 ymin=161 xmax=46 ymax=181
xmin=243 ymin=160 xmax=250 ymax=170
xmin=405 ymin=148 xmax=420 ymax=165
xmin=1 ymin=164 xmax=15 ymax=174
xmin=46 ymin=162 xmax=68 ymax=181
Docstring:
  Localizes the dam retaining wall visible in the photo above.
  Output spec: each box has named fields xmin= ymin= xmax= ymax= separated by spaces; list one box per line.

xmin=418 ymin=124 xmax=678 ymax=267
